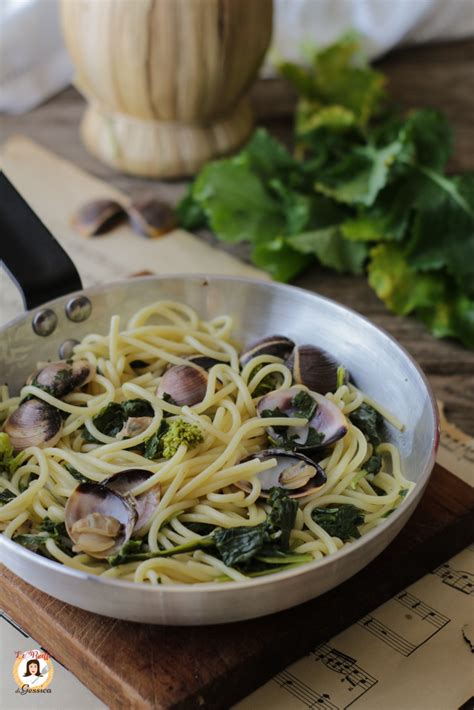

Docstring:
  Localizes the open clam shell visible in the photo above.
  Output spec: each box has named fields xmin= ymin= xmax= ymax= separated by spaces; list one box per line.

xmin=65 ymin=482 xmax=137 ymax=558
xmin=237 ymin=449 xmax=326 ymax=499
xmin=103 ymin=468 xmax=160 ymax=531
xmin=257 ymin=386 xmax=347 ymax=450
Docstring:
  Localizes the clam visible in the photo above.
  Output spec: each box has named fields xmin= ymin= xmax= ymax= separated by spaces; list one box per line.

xmin=72 ymin=199 xmax=127 ymax=238
xmin=237 ymin=449 xmax=326 ymax=498
xmin=186 ymin=354 xmax=222 ymax=370
xmin=3 ymin=399 xmax=63 ymax=451
xmin=239 ymin=335 xmax=295 ymax=367
xmin=256 ymin=386 xmax=347 ymax=450
xmin=127 ymin=198 xmax=176 ymax=239
xmin=287 ymin=345 xmax=347 ymax=394
xmin=103 ymin=468 xmax=160 ymax=531
xmin=28 ymin=359 xmax=95 ymax=398
xmin=117 ymin=416 xmax=153 ymax=439
xmin=157 ymin=363 xmax=208 ymax=406
xmin=65 ymin=482 xmax=136 ymax=558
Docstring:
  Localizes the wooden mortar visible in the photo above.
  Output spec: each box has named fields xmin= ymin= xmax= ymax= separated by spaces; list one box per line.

xmin=60 ymin=0 xmax=273 ymax=178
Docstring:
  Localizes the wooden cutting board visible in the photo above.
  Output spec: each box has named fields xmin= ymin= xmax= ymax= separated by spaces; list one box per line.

xmin=1 ymin=463 xmax=473 ymax=710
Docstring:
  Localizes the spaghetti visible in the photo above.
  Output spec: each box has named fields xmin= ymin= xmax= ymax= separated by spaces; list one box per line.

xmin=0 ymin=300 xmax=413 ymax=585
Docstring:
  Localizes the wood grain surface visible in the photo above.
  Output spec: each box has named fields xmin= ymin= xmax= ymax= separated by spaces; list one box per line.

xmin=1 ymin=463 xmax=472 ymax=710
xmin=1 ymin=40 xmax=473 ymax=433
xmin=60 ymin=0 xmax=272 ymax=176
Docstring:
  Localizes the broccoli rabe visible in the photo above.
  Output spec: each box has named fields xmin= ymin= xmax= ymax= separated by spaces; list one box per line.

xmin=0 ymin=433 xmax=24 ymax=477
xmin=161 ymin=419 xmax=204 ymax=458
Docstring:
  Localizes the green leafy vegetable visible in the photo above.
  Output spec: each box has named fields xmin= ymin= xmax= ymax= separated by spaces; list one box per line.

xmin=64 ymin=463 xmax=88 ymax=483
xmin=292 ymin=390 xmax=317 ymax=420
xmin=350 ymin=403 xmax=384 ymax=445
xmin=249 ymin=363 xmax=283 ymax=397
xmin=365 ymin=454 xmax=382 ymax=475
xmin=311 ymin=505 xmax=364 ymax=541
xmin=304 ymin=428 xmax=326 ymax=447
xmin=160 ymin=419 xmax=204 ymax=459
xmin=213 ymin=526 xmax=268 ymax=566
xmin=185 ymin=522 xmax=217 ymax=536
xmin=82 ymin=399 xmax=154 ymax=442
xmin=176 ymin=35 xmax=474 ymax=348
xmin=109 ymin=487 xmax=300 ymax=572
xmin=0 ymin=489 xmax=16 ymax=505
xmin=13 ymin=518 xmax=72 ymax=554
xmin=0 ymin=433 xmax=24 ymax=477
xmin=142 ymin=419 xmax=203 ymax=460
xmin=265 ymin=486 xmax=298 ymax=551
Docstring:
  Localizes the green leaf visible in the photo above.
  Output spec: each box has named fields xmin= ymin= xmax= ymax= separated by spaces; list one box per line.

xmin=288 ymin=226 xmax=368 ymax=274
xmin=0 ymin=489 xmax=16 ymax=505
xmin=240 ymin=128 xmax=299 ymax=183
xmin=265 ymin=487 xmax=298 ymax=551
xmin=314 ymin=141 xmax=404 ymax=206
xmin=368 ymin=243 xmax=445 ymax=315
xmin=193 ymin=161 xmax=285 ymax=243
xmin=121 ymin=399 xmax=154 ymax=419
xmin=365 ymin=454 xmax=383 ymax=475
xmin=214 ymin=526 xmax=267 ymax=567
xmin=251 ymin=237 xmax=312 ymax=282
xmin=350 ymin=403 xmax=384 ymax=446
xmin=292 ymin=391 xmax=317 ymax=420
xmin=408 ymin=173 xmax=474 ymax=296
xmin=341 ymin=176 xmax=415 ymax=242
xmin=0 ymin=433 xmax=25 ymax=477
xmin=85 ymin=402 xmax=124 ymax=440
xmin=418 ymin=294 xmax=474 ymax=349
xmin=281 ymin=34 xmax=385 ymax=130
xmin=311 ymin=505 xmax=364 ymax=541
xmin=403 ymin=109 xmax=453 ymax=172
xmin=175 ymin=184 xmax=208 ymax=231
xmin=64 ymin=463 xmax=88 ymax=483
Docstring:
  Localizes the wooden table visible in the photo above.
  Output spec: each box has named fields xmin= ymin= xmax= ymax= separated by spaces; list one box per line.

xmin=1 ymin=39 xmax=473 ymax=435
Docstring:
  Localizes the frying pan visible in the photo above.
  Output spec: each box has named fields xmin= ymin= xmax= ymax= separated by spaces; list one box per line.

xmin=0 ymin=174 xmax=439 ymax=625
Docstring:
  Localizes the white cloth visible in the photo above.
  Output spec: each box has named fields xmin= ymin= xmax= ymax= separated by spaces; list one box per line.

xmin=0 ymin=0 xmax=73 ymax=114
xmin=1 ymin=0 xmax=473 ymax=114
xmin=269 ymin=0 xmax=474 ymax=70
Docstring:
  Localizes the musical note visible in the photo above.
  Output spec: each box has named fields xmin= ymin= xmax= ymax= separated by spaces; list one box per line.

xmin=358 ymin=615 xmax=416 ymax=656
xmin=433 ymin=563 xmax=474 ymax=595
xmin=306 ymin=642 xmax=378 ymax=708
xmin=395 ymin=591 xmax=449 ymax=629
xmin=274 ymin=670 xmax=339 ymax=709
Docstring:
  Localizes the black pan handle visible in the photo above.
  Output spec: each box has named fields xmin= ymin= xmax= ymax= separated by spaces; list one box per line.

xmin=0 ymin=173 xmax=82 ymax=310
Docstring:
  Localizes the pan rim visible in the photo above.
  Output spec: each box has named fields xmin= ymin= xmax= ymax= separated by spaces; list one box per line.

xmin=0 ymin=273 xmax=439 ymax=594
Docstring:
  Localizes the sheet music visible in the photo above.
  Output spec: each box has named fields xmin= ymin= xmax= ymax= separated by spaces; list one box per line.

xmin=236 ymin=545 xmax=474 ymax=710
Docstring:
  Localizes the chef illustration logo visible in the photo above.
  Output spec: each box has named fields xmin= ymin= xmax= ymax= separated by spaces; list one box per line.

xmin=13 ymin=649 xmax=54 ymax=693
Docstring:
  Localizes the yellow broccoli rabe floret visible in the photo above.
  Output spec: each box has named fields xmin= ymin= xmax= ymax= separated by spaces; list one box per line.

xmin=161 ymin=419 xmax=204 ymax=459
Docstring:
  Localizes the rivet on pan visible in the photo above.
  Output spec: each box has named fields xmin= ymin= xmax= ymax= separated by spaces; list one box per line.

xmin=58 ymin=339 xmax=80 ymax=359
xmin=65 ymin=295 xmax=92 ymax=323
xmin=32 ymin=309 xmax=58 ymax=337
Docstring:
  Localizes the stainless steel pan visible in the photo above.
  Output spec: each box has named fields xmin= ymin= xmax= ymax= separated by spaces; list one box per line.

xmin=0 ymin=175 xmax=439 ymax=625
